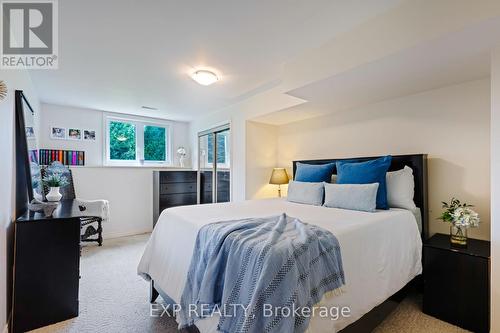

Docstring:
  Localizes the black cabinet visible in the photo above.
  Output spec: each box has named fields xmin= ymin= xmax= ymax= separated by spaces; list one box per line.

xmin=423 ymin=233 xmax=490 ymax=333
xmin=153 ymin=171 xmax=198 ymax=226
xmin=199 ymin=170 xmax=230 ymax=204
xmin=12 ymin=200 xmax=82 ymax=333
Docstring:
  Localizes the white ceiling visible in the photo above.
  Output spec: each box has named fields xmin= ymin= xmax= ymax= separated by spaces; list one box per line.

xmin=30 ymin=0 xmax=403 ymax=121
xmin=253 ymin=16 xmax=500 ymax=125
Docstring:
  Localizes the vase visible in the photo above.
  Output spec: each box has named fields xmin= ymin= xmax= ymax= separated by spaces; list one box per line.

xmin=46 ymin=186 xmax=62 ymax=202
xmin=450 ymin=224 xmax=468 ymax=247
xmin=179 ymin=155 xmax=186 ymax=168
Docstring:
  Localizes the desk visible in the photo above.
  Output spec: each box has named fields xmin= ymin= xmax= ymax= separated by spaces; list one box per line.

xmin=12 ymin=200 xmax=83 ymax=333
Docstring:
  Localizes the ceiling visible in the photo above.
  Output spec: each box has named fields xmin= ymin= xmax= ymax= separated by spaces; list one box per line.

xmin=253 ymin=16 xmax=500 ymax=125
xmin=29 ymin=0 xmax=403 ymax=121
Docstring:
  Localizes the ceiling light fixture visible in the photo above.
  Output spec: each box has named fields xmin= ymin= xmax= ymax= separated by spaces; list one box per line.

xmin=191 ymin=70 xmax=219 ymax=86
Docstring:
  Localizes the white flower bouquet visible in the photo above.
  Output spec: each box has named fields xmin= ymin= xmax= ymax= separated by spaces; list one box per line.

xmin=439 ymin=198 xmax=480 ymax=247
xmin=451 ymin=207 xmax=480 ymax=228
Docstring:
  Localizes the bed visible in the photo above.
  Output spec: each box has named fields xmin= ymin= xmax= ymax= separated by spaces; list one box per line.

xmin=138 ymin=154 xmax=428 ymax=332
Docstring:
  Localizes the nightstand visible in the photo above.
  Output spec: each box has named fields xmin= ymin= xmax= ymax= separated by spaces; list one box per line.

xmin=423 ymin=233 xmax=490 ymax=333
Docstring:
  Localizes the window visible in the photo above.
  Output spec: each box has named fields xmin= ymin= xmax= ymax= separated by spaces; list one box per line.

xmin=207 ymin=131 xmax=228 ymax=164
xmin=200 ymin=129 xmax=230 ymax=170
xmin=144 ymin=126 xmax=166 ymax=161
xmin=105 ymin=115 xmax=170 ymax=166
xmin=109 ymin=121 xmax=136 ymax=160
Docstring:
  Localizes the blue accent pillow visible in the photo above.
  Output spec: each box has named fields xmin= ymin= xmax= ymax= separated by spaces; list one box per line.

xmin=336 ymin=156 xmax=392 ymax=209
xmin=295 ymin=162 xmax=336 ymax=183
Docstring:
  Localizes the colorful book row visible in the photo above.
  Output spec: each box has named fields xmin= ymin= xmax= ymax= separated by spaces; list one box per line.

xmin=39 ymin=149 xmax=85 ymax=166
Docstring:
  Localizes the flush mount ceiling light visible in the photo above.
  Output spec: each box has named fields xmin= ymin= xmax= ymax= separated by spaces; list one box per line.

xmin=191 ymin=70 xmax=219 ymax=86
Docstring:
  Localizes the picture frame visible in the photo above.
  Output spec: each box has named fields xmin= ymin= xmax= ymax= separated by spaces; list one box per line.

xmin=67 ymin=128 xmax=82 ymax=140
xmin=83 ymin=129 xmax=96 ymax=141
xmin=25 ymin=126 xmax=35 ymax=140
xmin=50 ymin=126 xmax=66 ymax=140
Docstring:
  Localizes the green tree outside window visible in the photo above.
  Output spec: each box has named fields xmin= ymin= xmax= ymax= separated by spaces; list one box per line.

xmin=109 ymin=121 xmax=136 ymax=160
xmin=144 ymin=126 xmax=166 ymax=161
xmin=207 ymin=132 xmax=227 ymax=164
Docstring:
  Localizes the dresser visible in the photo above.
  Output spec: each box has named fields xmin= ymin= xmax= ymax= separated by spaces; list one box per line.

xmin=199 ymin=170 xmax=230 ymax=204
xmin=153 ymin=171 xmax=197 ymax=226
xmin=12 ymin=200 xmax=82 ymax=333
xmin=423 ymin=233 xmax=490 ymax=333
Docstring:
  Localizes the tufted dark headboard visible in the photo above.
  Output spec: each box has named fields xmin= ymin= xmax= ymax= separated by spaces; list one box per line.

xmin=293 ymin=154 xmax=428 ymax=240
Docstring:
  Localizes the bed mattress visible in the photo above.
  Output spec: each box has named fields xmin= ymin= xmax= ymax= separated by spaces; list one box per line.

xmin=138 ymin=198 xmax=422 ymax=332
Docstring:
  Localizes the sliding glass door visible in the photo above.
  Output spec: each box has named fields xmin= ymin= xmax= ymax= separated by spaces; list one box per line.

xmin=198 ymin=124 xmax=231 ymax=204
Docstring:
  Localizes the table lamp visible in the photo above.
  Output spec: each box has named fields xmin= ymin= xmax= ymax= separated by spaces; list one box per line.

xmin=269 ymin=168 xmax=289 ymax=197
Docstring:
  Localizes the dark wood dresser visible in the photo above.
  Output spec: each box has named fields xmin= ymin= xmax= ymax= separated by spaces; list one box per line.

xmin=12 ymin=200 xmax=82 ymax=333
xmin=153 ymin=171 xmax=197 ymax=226
xmin=423 ymin=233 xmax=490 ymax=333
xmin=199 ymin=170 xmax=230 ymax=204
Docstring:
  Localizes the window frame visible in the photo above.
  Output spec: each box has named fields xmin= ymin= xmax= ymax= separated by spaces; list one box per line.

xmin=104 ymin=114 xmax=172 ymax=167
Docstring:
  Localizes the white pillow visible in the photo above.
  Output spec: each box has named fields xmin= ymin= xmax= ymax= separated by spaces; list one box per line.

xmin=386 ymin=166 xmax=416 ymax=210
xmin=286 ymin=181 xmax=324 ymax=206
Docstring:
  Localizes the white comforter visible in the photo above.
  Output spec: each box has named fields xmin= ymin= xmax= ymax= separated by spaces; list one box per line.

xmin=138 ymin=198 xmax=422 ymax=332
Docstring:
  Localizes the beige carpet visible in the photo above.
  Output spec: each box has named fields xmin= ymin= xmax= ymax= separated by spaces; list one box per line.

xmin=31 ymin=234 xmax=469 ymax=333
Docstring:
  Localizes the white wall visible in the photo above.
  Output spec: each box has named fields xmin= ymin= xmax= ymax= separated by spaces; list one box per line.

xmin=39 ymin=104 xmax=103 ymax=166
xmin=272 ymin=79 xmax=491 ymax=240
xmin=70 ymin=167 xmax=153 ymax=238
xmin=39 ymin=103 xmax=191 ymax=167
xmin=187 ymin=0 xmax=500 ymax=206
xmin=490 ymin=47 xmax=500 ymax=333
xmin=36 ymin=103 xmax=192 ymax=239
xmin=0 ymin=71 xmax=40 ymax=333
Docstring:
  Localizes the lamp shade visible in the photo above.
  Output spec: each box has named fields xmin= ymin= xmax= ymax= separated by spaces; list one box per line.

xmin=269 ymin=168 xmax=289 ymax=185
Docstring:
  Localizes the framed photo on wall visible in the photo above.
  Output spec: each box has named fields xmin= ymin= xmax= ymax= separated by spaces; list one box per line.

xmin=25 ymin=126 xmax=35 ymax=140
xmin=68 ymin=128 xmax=82 ymax=140
xmin=84 ymin=129 xmax=96 ymax=141
xmin=50 ymin=127 xmax=66 ymax=140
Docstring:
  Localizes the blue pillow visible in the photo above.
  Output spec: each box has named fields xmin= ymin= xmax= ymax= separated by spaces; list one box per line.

xmin=295 ymin=162 xmax=336 ymax=183
xmin=336 ymin=156 xmax=392 ymax=209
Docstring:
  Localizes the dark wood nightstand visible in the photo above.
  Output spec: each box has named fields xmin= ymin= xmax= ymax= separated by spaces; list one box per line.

xmin=423 ymin=233 xmax=490 ymax=333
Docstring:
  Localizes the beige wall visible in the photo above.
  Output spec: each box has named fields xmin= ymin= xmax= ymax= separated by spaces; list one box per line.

xmin=273 ymin=79 xmax=490 ymax=240
xmin=490 ymin=47 xmax=500 ymax=333
xmin=245 ymin=121 xmax=280 ymax=199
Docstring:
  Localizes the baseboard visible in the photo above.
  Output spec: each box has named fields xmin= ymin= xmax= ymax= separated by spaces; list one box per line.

xmin=102 ymin=228 xmax=152 ymax=240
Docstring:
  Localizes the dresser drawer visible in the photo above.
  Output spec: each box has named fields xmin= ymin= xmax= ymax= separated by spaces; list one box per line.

xmin=217 ymin=190 xmax=230 ymax=203
xmin=200 ymin=191 xmax=212 ymax=204
xmin=159 ymin=193 xmax=197 ymax=208
xmin=160 ymin=182 xmax=196 ymax=194
xmin=217 ymin=179 xmax=230 ymax=192
xmin=159 ymin=171 xmax=197 ymax=183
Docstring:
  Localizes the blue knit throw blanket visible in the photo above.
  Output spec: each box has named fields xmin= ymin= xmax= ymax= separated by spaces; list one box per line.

xmin=178 ymin=213 xmax=345 ymax=333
